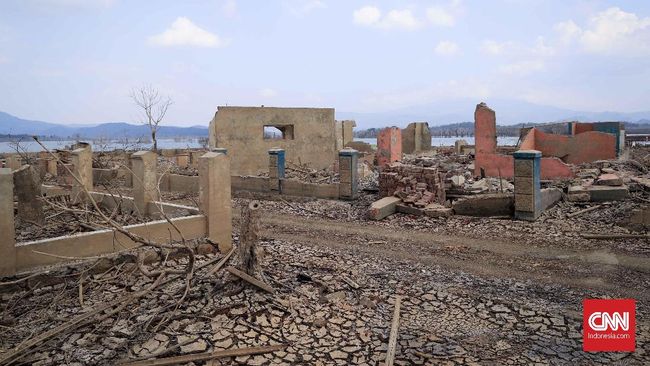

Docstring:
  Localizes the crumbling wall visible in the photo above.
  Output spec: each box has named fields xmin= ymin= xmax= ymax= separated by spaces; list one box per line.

xmin=520 ymin=128 xmax=616 ymax=164
xmin=377 ymin=127 xmax=402 ymax=168
xmin=209 ymin=106 xmax=337 ymax=176
xmin=379 ymin=163 xmax=445 ymax=206
xmin=402 ymin=122 xmax=431 ymax=154
xmin=473 ymin=102 xmax=574 ymax=179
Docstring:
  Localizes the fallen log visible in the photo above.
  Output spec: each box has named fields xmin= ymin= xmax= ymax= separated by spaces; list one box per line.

xmin=226 ymin=266 xmax=275 ymax=294
xmin=118 ymin=344 xmax=287 ymax=366
xmin=567 ymin=205 xmax=602 ymax=218
xmin=385 ymin=295 xmax=402 ymax=366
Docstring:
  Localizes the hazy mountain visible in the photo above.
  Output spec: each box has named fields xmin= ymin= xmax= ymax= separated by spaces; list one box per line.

xmin=338 ymin=98 xmax=650 ymax=129
xmin=0 ymin=111 xmax=208 ymax=139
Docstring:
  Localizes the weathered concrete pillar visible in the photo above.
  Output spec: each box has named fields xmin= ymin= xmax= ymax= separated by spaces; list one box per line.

xmin=339 ymin=149 xmax=358 ymax=200
xmin=199 ymin=152 xmax=232 ymax=253
xmin=268 ymin=149 xmax=285 ymax=192
xmin=131 ymin=151 xmax=159 ymax=216
xmin=46 ymin=158 xmax=58 ymax=176
xmin=474 ymin=102 xmax=497 ymax=177
xmin=454 ymin=139 xmax=468 ymax=154
xmin=13 ymin=165 xmax=44 ymax=225
xmin=5 ymin=155 xmax=22 ymax=170
xmin=342 ymin=120 xmax=356 ymax=146
xmin=176 ymin=153 xmax=189 ymax=168
xmin=71 ymin=143 xmax=93 ymax=202
xmin=514 ymin=150 xmax=542 ymax=221
xmin=377 ymin=127 xmax=402 ymax=168
xmin=0 ymin=168 xmax=16 ymax=276
xmin=190 ymin=151 xmax=206 ymax=167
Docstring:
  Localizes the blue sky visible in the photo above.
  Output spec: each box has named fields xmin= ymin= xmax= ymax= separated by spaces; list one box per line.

xmin=0 ymin=0 xmax=649 ymax=126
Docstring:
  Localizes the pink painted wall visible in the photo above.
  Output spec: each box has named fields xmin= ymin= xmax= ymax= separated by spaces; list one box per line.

xmin=474 ymin=103 xmax=574 ymax=179
xmin=475 ymin=152 xmax=573 ymax=179
xmin=475 ymin=103 xmax=497 ymax=155
xmin=377 ymin=127 xmax=402 ymax=168
xmin=523 ymin=129 xmax=616 ymax=164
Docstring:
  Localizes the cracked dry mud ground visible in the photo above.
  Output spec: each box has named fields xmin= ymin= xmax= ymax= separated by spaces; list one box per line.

xmin=1 ymin=196 xmax=649 ymax=365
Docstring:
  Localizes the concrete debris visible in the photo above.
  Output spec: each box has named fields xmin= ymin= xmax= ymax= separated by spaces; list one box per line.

xmin=368 ymin=196 xmax=402 ymax=220
xmin=595 ymin=173 xmax=623 ymax=186
xmin=452 ymin=193 xmax=514 ymax=217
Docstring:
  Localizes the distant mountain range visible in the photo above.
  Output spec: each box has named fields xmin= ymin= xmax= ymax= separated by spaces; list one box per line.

xmin=3 ymin=97 xmax=650 ymax=140
xmin=338 ymin=98 xmax=650 ymax=129
xmin=0 ymin=111 xmax=208 ymax=139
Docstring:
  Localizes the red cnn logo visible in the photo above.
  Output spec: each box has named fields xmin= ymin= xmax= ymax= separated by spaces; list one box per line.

xmin=583 ymin=299 xmax=635 ymax=352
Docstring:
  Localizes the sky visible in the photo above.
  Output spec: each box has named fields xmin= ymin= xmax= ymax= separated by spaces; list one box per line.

xmin=0 ymin=0 xmax=649 ymax=126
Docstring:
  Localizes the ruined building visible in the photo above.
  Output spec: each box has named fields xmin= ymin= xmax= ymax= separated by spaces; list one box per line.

xmin=208 ymin=106 xmax=354 ymax=176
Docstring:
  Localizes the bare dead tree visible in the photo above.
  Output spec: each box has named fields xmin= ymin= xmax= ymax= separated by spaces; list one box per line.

xmin=238 ymin=201 xmax=261 ymax=275
xmin=130 ymin=84 xmax=173 ymax=152
xmin=9 ymin=137 xmax=35 ymax=165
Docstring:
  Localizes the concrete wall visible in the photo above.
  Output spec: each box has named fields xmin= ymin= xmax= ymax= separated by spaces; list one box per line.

xmin=15 ymin=215 xmax=207 ymax=271
xmin=209 ymin=106 xmax=337 ymax=176
xmin=402 ymin=122 xmax=431 ymax=154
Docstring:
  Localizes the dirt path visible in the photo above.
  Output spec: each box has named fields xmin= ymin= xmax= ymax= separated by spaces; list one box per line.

xmin=257 ymin=211 xmax=650 ymax=302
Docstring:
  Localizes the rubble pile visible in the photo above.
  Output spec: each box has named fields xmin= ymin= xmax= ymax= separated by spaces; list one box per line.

xmin=379 ymin=163 xmax=445 ymax=207
xmin=159 ymin=157 xmax=198 ymax=176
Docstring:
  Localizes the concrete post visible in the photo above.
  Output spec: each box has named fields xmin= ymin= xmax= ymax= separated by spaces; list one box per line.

xmin=176 ymin=153 xmax=189 ymax=168
xmin=199 ymin=152 xmax=232 ymax=253
xmin=514 ymin=150 xmax=542 ymax=221
xmin=13 ymin=165 xmax=45 ymax=225
xmin=71 ymin=143 xmax=93 ymax=202
xmin=0 ymin=168 xmax=16 ymax=276
xmin=46 ymin=159 xmax=58 ymax=176
xmin=5 ymin=155 xmax=22 ymax=170
xmin=268 ymin=149 xmax=285 ymax=192
xmin=131 ymin=151 xmax=159 ymax=217
xmin=339 ymin=149 xmax=359 ymax=200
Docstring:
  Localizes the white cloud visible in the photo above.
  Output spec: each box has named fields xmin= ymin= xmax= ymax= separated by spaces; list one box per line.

xmin=532 ymin=36 xmax=554 ymax=57
xmin=259 ymin=88 xmax=278 ymax=98
xmin=222 ymin=0 xmax=237 ymax=18
xmin=381 ymin=9 xmax=422 ymax=30
xmin=480 ymin=40 xmax=513 ymax=55
xmin=435 ymin=41 xmax=459 ymax=56
xmin=284 ymin=0 xmax=326 ymax=17
xmin=554 ymin=20 xmax=581 ymax=44
xmin=353 ymin=6 xmax=381 ymax=26
xmin=554 ymin=7 xmax=650 ymax=54
xmin=353 ymin=7 xmax=422 ymax=31
xmin=149 ymin=17 xmax=227 ymax=48
xmin=0 ymin=55 xmax=8 ymax=64
xmin=426 ymin=6 xmax=455 ymax=27
xmin=499 ymin=60 xmax=545 ymax=76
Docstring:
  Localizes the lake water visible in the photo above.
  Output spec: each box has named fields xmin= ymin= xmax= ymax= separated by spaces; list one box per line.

xmin=0 ymin=138 xmax=205 ymax=153
xmin=355 ymin=136 xmax=519 ymax=146
xmin=0 ymin=136 xmax=520 ymax=153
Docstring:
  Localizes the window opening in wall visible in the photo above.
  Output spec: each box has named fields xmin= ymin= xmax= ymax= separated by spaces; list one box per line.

xmin=263 ymin=125 xmax=294 ymax=140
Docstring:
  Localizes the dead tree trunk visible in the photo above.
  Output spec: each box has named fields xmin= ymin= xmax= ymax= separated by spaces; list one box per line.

xmin=238 ymin=201 xmax=260 ymax=275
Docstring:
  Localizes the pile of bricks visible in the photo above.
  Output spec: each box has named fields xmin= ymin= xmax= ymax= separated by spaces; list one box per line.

xmin=379 ymin=163 xmax=445 ymax=206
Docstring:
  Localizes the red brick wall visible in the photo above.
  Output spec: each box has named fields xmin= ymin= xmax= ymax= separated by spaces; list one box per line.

xmin=377 ymin=127 xmax=402 ymax=168
xmin=379 ymin=164 xmax=445 ymax=206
